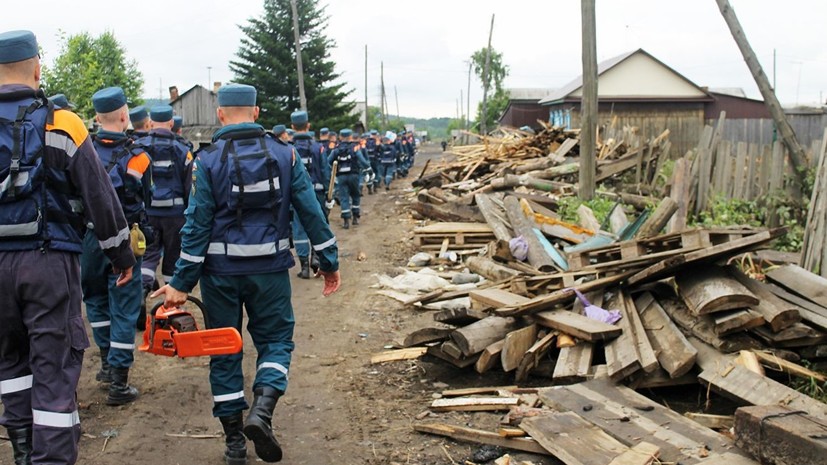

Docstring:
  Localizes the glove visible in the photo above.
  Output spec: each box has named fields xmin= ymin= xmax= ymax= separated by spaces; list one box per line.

xmin=325 ymin=199 xmax=335 ymax=210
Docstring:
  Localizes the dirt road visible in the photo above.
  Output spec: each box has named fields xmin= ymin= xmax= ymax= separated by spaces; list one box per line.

xmin=1 ymin=145 xmax=553 ymax=465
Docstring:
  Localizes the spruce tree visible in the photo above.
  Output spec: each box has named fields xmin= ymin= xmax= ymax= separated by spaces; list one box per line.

xmin=231 ymin=0 xmax=357 ymax=131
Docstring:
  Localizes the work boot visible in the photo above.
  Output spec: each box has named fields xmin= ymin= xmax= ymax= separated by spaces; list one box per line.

xmin=6 ymin=427 xmax=32 ymax=465
xmin=352 ymin=216 xmax=359 ymax=226
xmin=219 ymin=414 xmax=248 ymax=465
xmin=243 ymin=387 xmax=283 ymax=462
xmin=106 ymin=367 xmax=139 ymax=406
xmin=342 ymin=218 xmax=350 ymax=230
xmin=296 ymin=257 xmax=310 ymax=279
xmin=310 ymin=252 xmax=320 ymax=275
xmin=96 ymin=347 xmax=112 ymax=385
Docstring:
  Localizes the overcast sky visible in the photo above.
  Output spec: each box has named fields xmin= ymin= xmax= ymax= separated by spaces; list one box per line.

xmin=9 ymin=0 xmax=827 ymax=119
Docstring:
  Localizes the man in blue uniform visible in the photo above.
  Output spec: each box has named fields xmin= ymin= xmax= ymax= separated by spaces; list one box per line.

xmin=137 ymin=105 xmax=193 ymax=296
xmin=0 ymin=30 xmax=136 ymax=465
xmin=172 ymin=115 xmax=183 ymax=135
xmin=152 ymin=84 xmax=341 ymax=464
xmin=128 ymin=105 xmax=150 ymax=140
xmin=327 ymin=129 xmax=369 ymax=229
xmin=47 ymin=93 xmax=74 ymax=110
xmin=363 ymin=131 xmax=378 ymax=195
xmin=377 ymin=133 xmax=398 ymax=190
xmin=272 ymin=124 xmax=288 ymax=143
xmin=82 ymin=87 xmax=152 ymax=406
xmin=290 ymin=110 xmax=333 ymax=279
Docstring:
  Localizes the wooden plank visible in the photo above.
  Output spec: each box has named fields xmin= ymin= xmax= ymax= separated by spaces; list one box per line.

xmin=628 ymin=229 xmax=784 ymax=286
xmin=605 ymin=292 xmax=643 ymax=382
xmin=413 ymin=422 xmax=550 ymax=455
xmin=470 ymin=288 xmax=530 ymax=309
xmin=426 ymin=344 xmax=479 ymax=368
xmin=636 ymin=197 xmax=678 ymax=239
xmin=684 ymin=413 xmax=734 ymax=430
xmin=577 ymin=204 xmax=601 ymax=232
xmin=752 ymin=350 xmax=827 ymax=383
xmin=475 ymin=339 xmax=505 ymax=374
xmin=515 ymin=331 xmax=556 ymax=382
xmin=539 ymin=379 xmax=749 ymax=464
xmin=553 ymin=341 xmax=594 ymax=384
xmin=430 ymin=397 xmax=520 ymax=412
xmin=766 ymin=264 xmax=827 ymax=308
xmin=442 ymin=385 xmax=519 ymax=397
xmin=634 ymin=292 xmax=697 ymax=378
xmin=452 ymin=317 xmax=519 ymax=356
xmin=764 ymin=282 xmax=827 ymax=331
xmin=744 ymin=143 xmax=758 ymax=200
xmin=727 ymin=266 xmax=800 ymax=332
xmin=622 ymin=291 xmax=659 ymax=374
xmin=712 ymin=309 xmax=765 ymax=336
xmin=698 ymin=364 xmax=827 ymax=419
xmin=751 ymin=322 xmax=827 ymax=348
xmin=734 ymin=406 xmax=827 ymax=465
xmin=675 ymin=266 xmax=759 ymax=315
xmin=501 ymin=325 xmax=538 ymax=372
xmin=734 ymin=141 xmax=748 ymax=199
xmin=520 ymin=412 xmax=629 ymax=465
xmin=497 ymin=271 xmax=634 ymax=317
xmin=607 ymin=442 xmax=660 ymax=465
xmin=532 ymin=309 xmax=621 ymax=342
xmin=628 ymin=368 xmax=698 ymax=390
xmin=735 ymin=350 xmax=765 ymax=375
xmin=371 ymin=347 xmax=427 ymax=364
xmin=414 ymin=222 xmax=495 ymax=234
xmin=659 ymin=295 xmax=761 ymax=353
xmin=668 ymin=157 xmax=690 ymax=232
xmin=403 ymin=327 xmax=454 ymax=347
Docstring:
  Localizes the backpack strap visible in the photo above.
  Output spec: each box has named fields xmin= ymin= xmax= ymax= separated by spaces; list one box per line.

xmin=9 ymin=97 xmax=51 ymax=199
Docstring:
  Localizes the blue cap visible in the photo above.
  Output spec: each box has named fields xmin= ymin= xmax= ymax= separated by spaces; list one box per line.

xmin=92 ymin=87 xmax=127 ymax=114
xmin=272 ymin=124 xmax=286 ymax=136
xmin=286 ymin=129 xmax=295 ymax=136
xmin=320 ymin=128 xmax=329 ymax=135
xmin=217 ymin=83 xmax=257 ymax=107
xmin=290 ymin=110 xmax=308 ymax=125
xmin=370 ymin=129 xmax=378 ymax=135
xmin=129 ymin=105 xmax=148 ymax=123
xmin=339 ymin=129 xmax=352 ymax=137
xmin=172 ymin=115 xmax=183 ymax=131
xmin=0 ymin=30 xmax=38 ymax=64
xmin=150 ymin=104 xmax=174 ymax=122
xmin=48 ymin=94 xmax=74 ymax=109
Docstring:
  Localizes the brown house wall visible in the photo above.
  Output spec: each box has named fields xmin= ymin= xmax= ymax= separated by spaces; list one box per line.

xmin=705 ymin=93 xmax=771 ymax=120
xmin=499 ymin=102 xmax=549 ymax=129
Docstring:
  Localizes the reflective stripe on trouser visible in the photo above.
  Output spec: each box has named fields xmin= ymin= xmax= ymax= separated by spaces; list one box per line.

xmin=337 ymin=173 xmax=361 ymax=219
xmin=0 ymin=250 xmax=86 ymax=465
xmin=141 ymin=215 xmax=186 ymax=289
xmin=80 ymin=231 xmax=142 ymax=368
xmin=292 ymin=209 xmax=311 ymax=258
xmin=200 ymin=272 xmax=295 ymax=418
xmin=379 ymin=163 xmax=395 ymax=187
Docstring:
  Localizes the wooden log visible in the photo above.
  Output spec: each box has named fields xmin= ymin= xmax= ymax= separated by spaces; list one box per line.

xmin=515 ymin=331 xmax=557 ymax=382
xmin=466 ymin=256 xmax=521 ymax=281
xmin=475 ymin=193 xmax=513 ymax=242
xmin=634 ymin=292 xmax=698 ymax=378
xmin=698 ymin=364 xmax=827 ymax=419
xmin=451 ymin=317 xmax=519 ymax=356
xmin=676 ymin=266 xmax=759 ymax=315
xmin=636 ymin=197 xmax=678 ymax=239
xmin=533 ymin=310 xmax=621 ymax=342
xmin=734 ymin=406 xmax=827 ymax=465
xmin=503 ymin=195 xmax=558 ymax=272
xmin=475 ymin=339 xmax=505 ymax=373
xmin=607 ymin=442 xmax=660 ymax=465
xmin=684 ymin=413 xmax=734 ymax=430
xmin=403 ymin=327 xmax=454 ymax=347
xmin=501 ymin=325 xmax=538 ymax=372
xmin=520 ymin=412 xmax=629 ymax=465
xmin=531 ymin=162 xmax=581 ymax=179
xmin=430 ymin=397 xmax=519 ymax=412
xmin=413 ymin=423 xmax=550 ymax=455
xmin=491 ymin=174 xmax=567 ymax=192
xmin=726 ymin=266 xmax=801 ymax=332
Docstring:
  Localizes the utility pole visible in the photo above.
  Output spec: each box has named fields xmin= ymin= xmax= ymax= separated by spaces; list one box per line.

xmin=394 ymin=85 xmax=400 ymax=119
xmin=466 ymin=61 xmax=472 ymax=143
xmin=290 ymin=0 xmax=307 ymax=111
xmin=480 ymin=14 xmax=495 ymax=135
xmin=715 ymin=0 xmax=807 ymax=183
xmin=579 ymin=0 xmax=597 ymax=200
xmin=380 ymin=61 xmax=387 ymax=127
xmin=207 ymin=66 xmax=212 ymax=89
xmin=364 ymin=45 xmax=368 ymax=128
xmin=460 ymin=89 xmax=464 ymax=128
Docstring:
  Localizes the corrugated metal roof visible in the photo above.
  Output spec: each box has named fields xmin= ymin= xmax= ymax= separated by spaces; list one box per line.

xmin=539 ymin=50 xmax=637 ymax=104
xmin=707 ymin=87 xmax=747 ymax=98
xmin=507 ymin=88 xmax=556 ymax=100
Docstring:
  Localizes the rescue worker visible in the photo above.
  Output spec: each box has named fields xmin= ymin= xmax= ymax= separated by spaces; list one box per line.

xmin=172 ymin=115 xmax=183 ymax=135
xmin=323 ymin=131 xmax=337 ymax=159
xmin=327 ymin=129 xmax=369 ymax=229
xmin=272 ymin=124 xmax=289 ymax=143
xmin=368 ymin=130 xmax=381 ymax=192
xmin=363 ymin=131 xmax=378 ymax=194
xmin=136 ymin=105 xmax=193 ymax=299
xmin=0 ymin=30 xmax=135 ymax=465
xmin=290 ymin=110 xmax=333 ymax=279
xmin=128 ymin=105 xmax=150 ymax=140
xmin=377 ymin=132 xmax=399 ymax=190
xmin=318 ymin=127 xmax=329 ymax=145
xmin=151 ymin=84 xmax=341 ymax=465
xmin=285 ymin=128 xmax=295 ymax=143
xmin=82 ymin=86 xmax=152 ymax=406
xmin=47 ymin=93 xmax=74 ymax=110
xmin=396 ymin=131 xmax=409 ymax=177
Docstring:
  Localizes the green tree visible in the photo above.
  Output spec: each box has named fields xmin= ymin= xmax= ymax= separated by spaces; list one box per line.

xmin=231 ymin=0 xmax=357 ymax=130
xmin=42 ymin=31 xmax=143 ymax=120
xmin=470 ymin=47 xmax=509 ymax=133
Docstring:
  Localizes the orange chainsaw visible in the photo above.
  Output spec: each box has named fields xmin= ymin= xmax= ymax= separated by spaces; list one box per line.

xmin=139 ymin=296 xmax=243 ymax=358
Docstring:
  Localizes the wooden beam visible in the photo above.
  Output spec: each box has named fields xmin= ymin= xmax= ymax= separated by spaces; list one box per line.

xmin=634 ymin=292 xmax=698 ymax=378
xmin=503 ymin=195 xmax=557 ymax=272
xmin=413 ymin=422 xmax=550 ymax=455
xmin=470 ymin=288 xmax=530 ymax=309
xmin=554 ymin=342 xmax=594 ymax=384
xmin=727 ymin=266 xmax=801 ymax=332
xmin=475 ymin=193 xmax=513 ymax=241
xmin=766 ymin=264 xmax=827 ymax=308
xmin=636 ymin=198 xmax=678 ymax=239
xmin=475 ymin=339 xmax=505 ymax=373
xmin=515 ymin=331 xmax=557 ymax=382
xmin=605 ymin=292 xmax=643 ymax=382
xmin=521 ymin=412 xmax=629 ymax=465
xmin=497 ymin=271 xmax=634 ymax=317
xmin=607 ymin=442 xmax=660 ymax=465
xmin=371 ymin=347 xmax=427 ymax=364
xmin=735 ymin=406 xmax=827 ymax=465
xmin=430 ymin=397 xmax=519 ymax=412
xmin=532 ymin=310 xmax=622 ymax=342
xmin=501 ymin=325 xmax=538 ymax=372
xmin=684 ymin=413 xmax=734 ymax=430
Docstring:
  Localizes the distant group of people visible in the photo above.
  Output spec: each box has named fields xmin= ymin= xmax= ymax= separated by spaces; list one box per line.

xmin=0 ymin=29 xmax=343 ymax=465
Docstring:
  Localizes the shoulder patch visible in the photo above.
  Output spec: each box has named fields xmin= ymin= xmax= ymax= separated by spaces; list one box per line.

xmin=46 ymin=109 xmax=89 ymax=147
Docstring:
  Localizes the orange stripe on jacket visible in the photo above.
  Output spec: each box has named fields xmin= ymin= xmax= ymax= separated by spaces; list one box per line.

xmin=45 ymin=109 xmax=89 ymax=146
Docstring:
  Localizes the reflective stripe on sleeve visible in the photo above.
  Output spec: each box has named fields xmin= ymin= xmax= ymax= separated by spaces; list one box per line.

xmin=45 ymin=132 xmax=78 ymax=158
xmin=213 ymin=391 xmax=245 ymax=403
xmin=0 ymin=375 xmax=33 ymax=395
xmin=32 ymin=409 xmax=80 ymax=428
xmin=312 ymin=237 xmax=336 ymax=251
xmin=98 ymin=227 xmax=130 ymax=250
xmin=89 ymin=320 xmax=111 ymax=328
xmin=109 ymin=341 xmax=135 ymax=350
xmin=179 ymin=251 xmax=205 ymax=263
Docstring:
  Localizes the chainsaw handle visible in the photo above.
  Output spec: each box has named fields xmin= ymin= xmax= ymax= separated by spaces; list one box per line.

xmin=149 ymin=296 xmax=209 ymax=328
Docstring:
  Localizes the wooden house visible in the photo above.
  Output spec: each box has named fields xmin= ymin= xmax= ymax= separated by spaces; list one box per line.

xmin=169 ymin=84 xmax=221 ymax=146
xmin=498 ymin=88 xmax=555 ymax=129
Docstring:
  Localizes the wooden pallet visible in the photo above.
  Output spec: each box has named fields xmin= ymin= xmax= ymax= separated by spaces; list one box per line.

xmin=413 ymin=222 xmax=495 ymax=248
xmin=567 ymin=228 xmax=757 ymax=271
